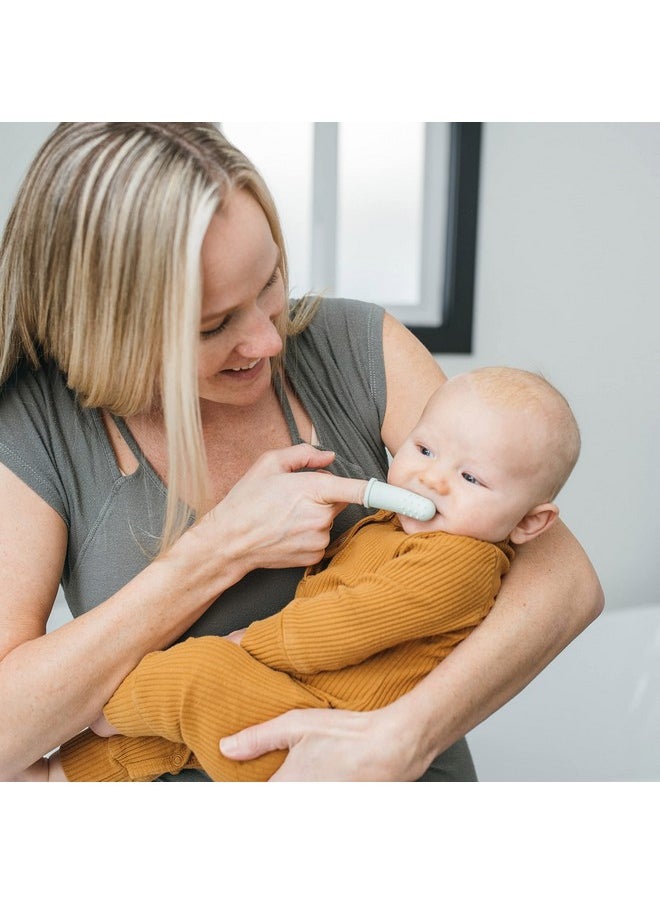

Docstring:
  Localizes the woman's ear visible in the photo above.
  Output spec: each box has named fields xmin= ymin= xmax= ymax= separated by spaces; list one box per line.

xmin=509 ymin=503 xmax=559 ymax=545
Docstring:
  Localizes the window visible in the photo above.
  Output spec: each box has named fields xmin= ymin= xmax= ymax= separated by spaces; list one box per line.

xmin=220 ymin=122 xmax=481 ymax=353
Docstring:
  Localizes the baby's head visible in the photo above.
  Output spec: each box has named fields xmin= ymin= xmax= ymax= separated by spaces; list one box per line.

xmin=388 ymin=366 xmax=580 ymax=543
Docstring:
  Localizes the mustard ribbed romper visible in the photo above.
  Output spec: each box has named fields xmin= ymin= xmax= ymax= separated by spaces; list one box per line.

xmin=59 ymin=513 xmax=513 ymax=781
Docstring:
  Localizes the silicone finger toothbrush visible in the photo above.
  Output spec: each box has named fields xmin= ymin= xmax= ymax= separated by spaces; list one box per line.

xmin=363 ymin=478 xmax=436 ymax=521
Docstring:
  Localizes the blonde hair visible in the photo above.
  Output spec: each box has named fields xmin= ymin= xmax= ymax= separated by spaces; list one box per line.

xmin=452 ymin=366 xmax=581 ymax=500
xmin=0 ymin=122 xmax=315 ymax=552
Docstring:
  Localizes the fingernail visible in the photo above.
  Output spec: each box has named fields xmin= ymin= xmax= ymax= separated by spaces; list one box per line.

xmin=220 ymin=736 xmax=237 ymax=755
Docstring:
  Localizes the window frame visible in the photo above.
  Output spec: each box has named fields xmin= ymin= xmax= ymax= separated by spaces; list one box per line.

xmin=311 ymin=122 xmax=482 ymax=354
xmin=407 ymin=122 xmax=481 ymax=354
xmin=221 ymin=121 xmax=482 ymax=355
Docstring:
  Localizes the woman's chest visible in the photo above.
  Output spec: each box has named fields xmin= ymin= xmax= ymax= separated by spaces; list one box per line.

xmin=203 ymin=419 xmax=297 ymax=502
xmin=122 ymin=384 xmax=313 ymax=504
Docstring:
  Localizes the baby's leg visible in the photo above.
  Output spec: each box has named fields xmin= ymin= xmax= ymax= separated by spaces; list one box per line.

xmin=103 ymin=636 xmax=330 ymax=781
xmin=58 ymin=729 xmax=199 ymax=781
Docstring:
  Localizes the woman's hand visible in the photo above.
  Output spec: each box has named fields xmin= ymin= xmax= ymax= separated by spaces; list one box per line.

xmin=219 ymin=705 xmax=426 ymax=782
xmin=195 ymin=444 xmax=368 ymax=577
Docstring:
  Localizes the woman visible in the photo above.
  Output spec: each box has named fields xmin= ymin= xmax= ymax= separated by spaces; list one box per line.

xmin=0 ymin=123 xmax=603 ymax=781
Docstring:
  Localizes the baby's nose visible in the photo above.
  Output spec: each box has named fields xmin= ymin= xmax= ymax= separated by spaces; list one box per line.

xmin=421 ymin=469 xmax=450 ymax=495
xmin=435 ymin=476 xmax=450 ymax=496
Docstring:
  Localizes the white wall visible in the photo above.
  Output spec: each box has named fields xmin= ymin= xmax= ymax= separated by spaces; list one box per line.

xmin=1 ymin=123 xmax=658 ymax=620
xmin=442 ymin=123 xmax=660 ymax=613
xmin=0 ymin=123 xmax=57 ymax=219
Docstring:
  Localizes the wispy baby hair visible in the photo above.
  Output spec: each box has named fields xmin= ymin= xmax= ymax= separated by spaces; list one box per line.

xmin=453 ymin=366 xmax=581 ymax=500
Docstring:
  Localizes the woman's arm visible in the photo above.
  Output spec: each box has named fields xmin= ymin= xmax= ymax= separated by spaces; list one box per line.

xmin=0 ymin=445 xmax=368 ymax=778
xmin=380 ymin=312 xmax=447 ymax=454
xmin=0 ymin=460 xmax=247 ymax=777
xmin=395 ymin=519 xmax=604 ymax=771
xmin=377 ymin=312 xmax=604 ymax=758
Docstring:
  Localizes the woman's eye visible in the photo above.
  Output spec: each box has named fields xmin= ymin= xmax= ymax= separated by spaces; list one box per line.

xmin=200 ymin=319 xmax=229 ymax=340
xmin=200 ymin=269 xmax=279 ymax=341
xmin=263 ymin=268 xmax=280 ymax=291
xmin=462 ymin=472 xmax=479 ymax=485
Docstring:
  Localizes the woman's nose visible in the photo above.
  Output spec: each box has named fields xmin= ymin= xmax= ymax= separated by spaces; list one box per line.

xmin=236 ymin=308 xmax=283 ymax=359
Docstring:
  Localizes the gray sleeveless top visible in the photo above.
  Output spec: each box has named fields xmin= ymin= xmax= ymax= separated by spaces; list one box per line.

xmin=0 ymin=298 xmax=388 ymax=635
xmin=0 ymin=297 xmax=475 ymax=781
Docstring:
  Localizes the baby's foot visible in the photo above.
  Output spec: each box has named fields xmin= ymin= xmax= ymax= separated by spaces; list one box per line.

xmin=47 ymin=750 xmax=68 ymax=781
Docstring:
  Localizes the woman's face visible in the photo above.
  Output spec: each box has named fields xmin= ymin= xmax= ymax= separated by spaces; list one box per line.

xmin=197 ymin=188 xmax=285 ymax=408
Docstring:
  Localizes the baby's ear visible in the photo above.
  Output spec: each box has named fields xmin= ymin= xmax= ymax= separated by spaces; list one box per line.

xmin=509 ymin=503 xmax=559 ymax=545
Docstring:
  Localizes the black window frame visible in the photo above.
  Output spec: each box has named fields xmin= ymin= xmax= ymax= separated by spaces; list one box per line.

xmin=408 ymin=122 xmax=482 ymax=354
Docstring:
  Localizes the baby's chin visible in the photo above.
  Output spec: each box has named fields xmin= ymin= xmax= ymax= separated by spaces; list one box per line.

xmin=398 ymin=512 xmax=509 ymax=544
xmin=397 ymin=512 xmax=443 ymax=536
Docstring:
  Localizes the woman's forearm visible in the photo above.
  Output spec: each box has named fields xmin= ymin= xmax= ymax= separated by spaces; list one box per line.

xmin=388 ymin=520 xmax=604 ymax=773
xmin=0 ymin=524 xmax=246 ymax=778
xmin=0 ymin=445 xmax=368 ymax=778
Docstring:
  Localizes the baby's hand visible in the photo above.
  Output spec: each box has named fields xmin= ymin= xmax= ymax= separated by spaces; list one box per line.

xmin=89 ymin=712 xmax=118 ymax=737
xmin=225 ymin=628 xmax=246 ymax=646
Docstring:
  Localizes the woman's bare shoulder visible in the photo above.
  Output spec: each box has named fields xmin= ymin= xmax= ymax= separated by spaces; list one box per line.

xmin=381 ymin=313 xmax=447 ymax=454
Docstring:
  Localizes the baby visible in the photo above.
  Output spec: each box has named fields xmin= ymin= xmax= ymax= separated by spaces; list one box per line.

xmin=31 ymin=365 xmax=580 ymax=781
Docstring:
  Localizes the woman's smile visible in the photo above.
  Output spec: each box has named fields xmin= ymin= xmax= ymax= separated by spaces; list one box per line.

xmin=218 ymin=358 xmax=266 ymax=380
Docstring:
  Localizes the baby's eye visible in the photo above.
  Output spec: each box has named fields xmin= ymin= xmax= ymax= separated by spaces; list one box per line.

xmin=462 ymin=472 xmax=480 ymax=485
xmin=418 ymin=445 xmax=433 ymax=457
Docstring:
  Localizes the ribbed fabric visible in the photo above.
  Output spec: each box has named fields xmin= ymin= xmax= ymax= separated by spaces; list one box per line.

xmin=59 ymin=728 xmax=200 ymax=782
xmin=59 ymin=513 xmax=513 ymax=782
xmin=99 ymin=637 xmax=331 ymax=781
xmin=243 ymin=514 xmax=510 ymax=680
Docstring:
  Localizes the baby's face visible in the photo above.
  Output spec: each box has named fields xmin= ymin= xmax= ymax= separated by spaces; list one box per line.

xmin=388 ymin=378 xmax=547 ymax=541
